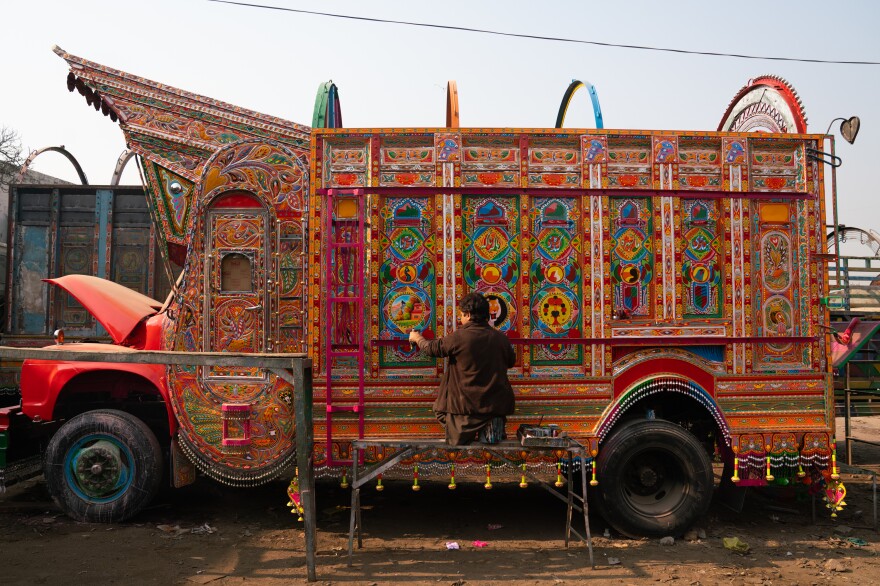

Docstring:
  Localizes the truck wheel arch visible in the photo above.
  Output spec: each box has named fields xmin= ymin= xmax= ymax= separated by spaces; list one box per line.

xmin=597 ymin=355 xmax=731 ymax=446
xmin=49 ymin=365 xmax=175 ymax=437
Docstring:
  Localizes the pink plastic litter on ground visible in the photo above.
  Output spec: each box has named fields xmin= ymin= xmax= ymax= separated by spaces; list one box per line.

xmin=472 ymin=540 xmax=488 ymax=548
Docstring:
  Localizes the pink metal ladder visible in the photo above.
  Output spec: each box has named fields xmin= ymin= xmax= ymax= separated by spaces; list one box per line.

xmin=323 ymin=188 xmax=366 ymax=466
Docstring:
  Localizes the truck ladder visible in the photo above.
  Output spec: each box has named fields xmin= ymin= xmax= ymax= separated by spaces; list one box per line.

xmin=324 ymin=188 xmax=366 ymax=466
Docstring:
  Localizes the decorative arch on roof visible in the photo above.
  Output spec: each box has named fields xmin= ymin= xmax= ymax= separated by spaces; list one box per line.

xmin=16 ymin=145 xmax=88 ymax=185
xmin=718 ymin=75 xmax=808 ymax=134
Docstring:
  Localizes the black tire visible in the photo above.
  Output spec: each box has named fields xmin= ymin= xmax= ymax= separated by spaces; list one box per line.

xmin=595 ymin=419 xmax=713 ymax=537
xmin=44 ymin=409 xmax=163 ymax=523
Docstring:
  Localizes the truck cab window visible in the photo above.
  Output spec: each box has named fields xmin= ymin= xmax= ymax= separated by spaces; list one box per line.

xmin=220 ymin=253 xmax=252 ymax=292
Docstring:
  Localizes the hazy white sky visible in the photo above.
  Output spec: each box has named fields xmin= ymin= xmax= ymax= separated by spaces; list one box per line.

xmin=2 ymin=0 xmax=878 ymax=246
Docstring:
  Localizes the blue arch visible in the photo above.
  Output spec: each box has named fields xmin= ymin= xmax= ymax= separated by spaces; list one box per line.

xmin=555 ymin=79 xmax=604 ymax=129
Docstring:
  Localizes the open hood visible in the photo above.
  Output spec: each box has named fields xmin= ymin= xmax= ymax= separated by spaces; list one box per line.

xmin=46 ymin=275 xmax=163 ymax=344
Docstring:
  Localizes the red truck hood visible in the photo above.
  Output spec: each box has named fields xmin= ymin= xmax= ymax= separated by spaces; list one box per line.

xmin=46 ymin=275 xmax=163 ymax=344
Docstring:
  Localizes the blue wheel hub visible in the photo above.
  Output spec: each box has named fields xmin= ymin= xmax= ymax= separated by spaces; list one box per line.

xmin=64 ymin=435 xmax=133 ymax=503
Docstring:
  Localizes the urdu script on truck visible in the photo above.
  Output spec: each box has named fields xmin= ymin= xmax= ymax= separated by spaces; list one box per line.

xmin=1 ymin=48 xmax=846 ymax=535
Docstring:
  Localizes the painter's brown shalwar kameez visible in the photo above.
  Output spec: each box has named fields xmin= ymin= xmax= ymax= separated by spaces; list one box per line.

xmin=415 ymin=320 xmax=516 ymax=446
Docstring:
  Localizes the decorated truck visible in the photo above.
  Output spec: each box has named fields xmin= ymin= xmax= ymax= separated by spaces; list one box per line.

xmin=0 ymin=48 xmax=845 ymax=537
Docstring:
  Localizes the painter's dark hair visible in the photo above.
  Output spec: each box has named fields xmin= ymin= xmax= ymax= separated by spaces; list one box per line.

xmin=459 ymin=292 xmax=489 ymax=322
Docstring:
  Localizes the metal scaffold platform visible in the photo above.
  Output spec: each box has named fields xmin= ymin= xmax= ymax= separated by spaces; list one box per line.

xmin=346 ymin=438 xmax=595 ymax=569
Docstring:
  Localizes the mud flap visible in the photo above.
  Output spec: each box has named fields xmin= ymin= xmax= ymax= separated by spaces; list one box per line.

xmin=171 ymin=436 xmax=196 ymax=488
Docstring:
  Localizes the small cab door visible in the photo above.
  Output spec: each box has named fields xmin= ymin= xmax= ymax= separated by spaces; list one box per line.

xmin=204 ymin=192 xmax=270 ymax=380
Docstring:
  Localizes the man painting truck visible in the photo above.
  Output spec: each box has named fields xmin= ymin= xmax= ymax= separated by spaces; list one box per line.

xmin=0 ymin=48 xmax=845 ymax=537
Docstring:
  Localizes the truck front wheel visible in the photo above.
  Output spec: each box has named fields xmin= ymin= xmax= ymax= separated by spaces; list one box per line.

xmin=44 ymin=409 xmax=163 ymax=523
xmin=595 ymin=419 xmax=713 ymax=537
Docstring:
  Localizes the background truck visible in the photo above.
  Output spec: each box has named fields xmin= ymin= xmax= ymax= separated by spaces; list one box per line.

xmin=0 ymin=49 xmax=843 ymax=537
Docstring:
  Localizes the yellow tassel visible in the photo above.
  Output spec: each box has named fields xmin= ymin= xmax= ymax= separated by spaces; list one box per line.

xmin=555 ymin=461 xmax=564 ymax=488
xmin=765 ymin=455 xmax=774 ymax=482
xmin=289 ymin=500 xmax=303 ymax=520
xmin=286 ymin=472 xmax=304 ymax=522
xmin=797 ymin=463 xmax=806 ymax=478
xmin=376 ymin=474 xmax=384 ymax=492
xmin=484 ymin=464 xmax=493 ymax=490
xmin=448 ymin=464 xmax=457 ymax=490
xmin=731 ymin=456 xmax=740 ymax=483
xmin=340 ymin=471 xmax=349 ymax=489
xmin=590 ymin=459 xmax=599 ymax=487
xmin=412 ymin=465 xmax=421 ymax=491
xmin=519 ymin=463 xmax=528 ymax=488
xmin=831 ymin=443 xmax=840 ymax=480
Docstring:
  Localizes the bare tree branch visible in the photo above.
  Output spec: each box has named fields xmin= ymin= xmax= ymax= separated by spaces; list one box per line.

xmin=0 ymin=126 xmax=25 ymax=187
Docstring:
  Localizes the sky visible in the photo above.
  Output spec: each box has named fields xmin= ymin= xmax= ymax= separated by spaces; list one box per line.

xmin=2 ymin=0 xmax=879 ymax=249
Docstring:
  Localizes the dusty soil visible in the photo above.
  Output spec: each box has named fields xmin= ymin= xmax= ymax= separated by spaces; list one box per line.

xmin=2 ymin=418 xmax=879 ymax=586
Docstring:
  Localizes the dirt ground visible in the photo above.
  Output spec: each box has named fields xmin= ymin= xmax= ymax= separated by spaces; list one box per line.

xmin=2 ymin=418 xmax=879 ymax=586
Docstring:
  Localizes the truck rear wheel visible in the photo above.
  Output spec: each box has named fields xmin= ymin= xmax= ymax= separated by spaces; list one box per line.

xmin=595 ymin=419 xmax=713 ymax=537
xmin=44 ymin=409 xmax=163 ymax=523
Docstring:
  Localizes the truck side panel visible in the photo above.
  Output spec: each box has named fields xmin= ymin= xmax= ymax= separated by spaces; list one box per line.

xmin=304 ymin=130 xmax=832 ymax=480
